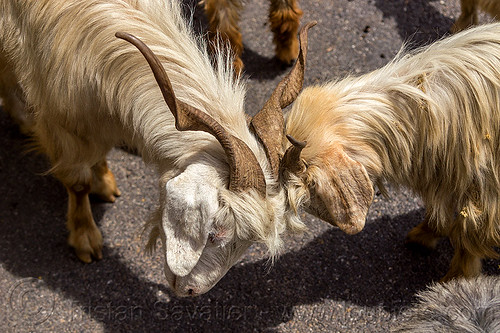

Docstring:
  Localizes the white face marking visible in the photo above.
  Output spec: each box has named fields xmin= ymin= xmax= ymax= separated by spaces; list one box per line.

xmin=162 ymin=163 xmax=220 ymax=277
xmin=159 ymin=163 xmax=268 ymax=296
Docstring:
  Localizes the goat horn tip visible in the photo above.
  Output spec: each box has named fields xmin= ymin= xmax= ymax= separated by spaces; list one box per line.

xmin=286 ymin=134 xmax=307 ymax=148
xmin=303 ymin=21 xmax=318 ymax=31
xmin=115 ymin=31 xmax=127 ymax=39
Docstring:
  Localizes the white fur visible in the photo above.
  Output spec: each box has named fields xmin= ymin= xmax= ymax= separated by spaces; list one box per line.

xmin=396 ymin=275 xmax=500 ymax=332
xmin=164 ymin=163 xmax=220 ymax=277
xmin=0 ymin=0 xmax=304 ymax=296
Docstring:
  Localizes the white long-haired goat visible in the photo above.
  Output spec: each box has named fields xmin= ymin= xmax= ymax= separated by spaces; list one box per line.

xmin=282 ymin=23 xmax=500 ymax=282
xmin=0 ymin=0 xmax=314 ymax=296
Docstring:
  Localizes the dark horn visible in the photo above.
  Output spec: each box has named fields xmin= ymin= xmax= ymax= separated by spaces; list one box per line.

xmin=281 ymin=135 xmax=307 ymax=175
xmin=116 ymin=32 xmax=267 ymax=196
xmin=250 ymin=21 xmax=316 ymax=179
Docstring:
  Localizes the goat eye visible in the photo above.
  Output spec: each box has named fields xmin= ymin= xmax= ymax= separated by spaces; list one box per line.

xmin=208 ymin=228 xmax=228 ymax=245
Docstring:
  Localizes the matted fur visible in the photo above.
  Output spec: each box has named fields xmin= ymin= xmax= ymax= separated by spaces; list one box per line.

xmin=284 ymin=23 xmax=500 ymax=280
xmin=0 ymin=0 xmax=304 ymax=296
xmin=395 ymin=275 xmax=500 ymax=332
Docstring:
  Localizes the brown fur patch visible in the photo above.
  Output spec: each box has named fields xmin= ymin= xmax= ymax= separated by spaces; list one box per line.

xmin=203 ymin=0 xmax=244 ymax=73
xmin=269 ymin=0 xmax=303 ymax=64
xmin=452 ymin=0 xmax=500 ymax=32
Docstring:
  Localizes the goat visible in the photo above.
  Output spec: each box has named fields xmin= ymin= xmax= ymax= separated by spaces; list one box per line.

xmin=452 ymin=0 xmax=500 ymax=32
xmin=281 ymin=23 xmax=500 ymax=282
xmin=0 ymin=0 xmax=315 ymax=296
xmin=201 ymin=0 xmax=302 ymax=74
xmin=395 ymin=275 xmax=500 ymax=332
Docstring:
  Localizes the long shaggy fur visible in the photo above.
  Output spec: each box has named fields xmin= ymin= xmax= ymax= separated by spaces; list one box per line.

xmin=0 ymin=0 xmax=304 ymax=296
xmin=395 ymin=275 xmax=500 ymax=332
xmin=284 ymin=23 xmax=500 ymax=280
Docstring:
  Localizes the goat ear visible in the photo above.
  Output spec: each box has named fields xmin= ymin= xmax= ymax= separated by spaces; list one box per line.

xmin=163 ymin=224 xmax=208 ymax=277
xmin=162 ymin=169 xmax=219 ymax=277
xmin=308 ymin=146 xmax=373 ymax=235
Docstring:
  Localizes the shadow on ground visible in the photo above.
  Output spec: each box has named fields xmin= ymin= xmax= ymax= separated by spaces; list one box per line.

xmin=1 ymin=3 xmax=499 ymax=331
xmin=1 ymin=109 xmax=476 ymax=332
xmin=374 ymin=0 xmax=454 ymax=47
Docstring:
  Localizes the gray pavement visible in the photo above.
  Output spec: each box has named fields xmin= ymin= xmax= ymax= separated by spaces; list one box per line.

xmin=1 ymin=0 xmax=499 ymax=332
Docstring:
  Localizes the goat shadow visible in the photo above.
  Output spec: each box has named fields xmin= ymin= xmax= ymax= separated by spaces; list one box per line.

xmin=3 ymin=109 xmax=499 ymax=332
xmin=374 ymin=0 xmax=455 ymax=48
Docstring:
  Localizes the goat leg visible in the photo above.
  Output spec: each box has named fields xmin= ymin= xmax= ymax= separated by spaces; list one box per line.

xmin=66 ymin=182 xmax=103 ymax=263
xmin=451 ymin=0 xmax=478 ymax=33
xmin=91 ymin=158 xmax=121 ymax=203
xmin=405 ymin=215 xmax=442 ymax=253
xmin=269 ymin=0 xmax=303 ymax=65
xmin=203 ymin=0 xmax=244 ymax=74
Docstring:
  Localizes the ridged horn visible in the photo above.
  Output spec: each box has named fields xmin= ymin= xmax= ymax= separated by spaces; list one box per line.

xmin=250 ymin=21 xmax=316 ymax=179
xmin=116 ymin=32 xmax=266 ymax=196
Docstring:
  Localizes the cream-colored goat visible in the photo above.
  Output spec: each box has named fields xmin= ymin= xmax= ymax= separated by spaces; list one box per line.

xmin=0 ymin=0 xmax=313 ymax=296
xmin=282 ymin=23 xmax=500 ymax=282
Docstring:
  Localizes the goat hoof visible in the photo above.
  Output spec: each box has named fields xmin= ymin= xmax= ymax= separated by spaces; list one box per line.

xmin=68 ymin=226 xmax=103 ymax=263
xmin=75 ymin=250 xmax=92 ymax=264
xmin=91 ymin=186 xmax=121 ymax=203
xmin=275 ymin=42 xmax=299 ymax=65
xmin=405 ymin=222 xmax=440 ymax=252
xmin=91 ymin=164 xmax=121 ymax=202
xmin=100 ymin=193 xmax=118 ymax=203
xmin=74 ymin=243 xmax=103 ymax=263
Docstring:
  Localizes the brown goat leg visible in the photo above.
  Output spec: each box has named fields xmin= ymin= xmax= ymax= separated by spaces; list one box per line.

xmin=440 ymin=220 xmax=484 ymax=282
xmin=203 ymin=0 xmax=244 ymax=74
xmin=66 ymin=183 xmax=103 ymax=263
xmin=441 ymin=246 xmax=482 ymax=282
xmin=269 ymin=0 xmax=303 ymax=65
xmin=451 ymin=0 xmax=478 ymax=33
xmin=91 ymin=158 xmax=121 ymax=202
xmin=405 ymin=216 xmax=442 ymax=252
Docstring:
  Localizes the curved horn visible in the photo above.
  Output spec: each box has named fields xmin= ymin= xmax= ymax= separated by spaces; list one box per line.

xmin=116 ymin=32 xmax=266 ymax=196
xmin=281 ymin=135 xmax=307 ymax=175
xmin=250 ymin=21 xmax=316 ymax=179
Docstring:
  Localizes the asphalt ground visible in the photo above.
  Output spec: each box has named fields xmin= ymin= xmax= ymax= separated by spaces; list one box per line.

xmin=1 ymin=0 xmax=499 ymax=332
